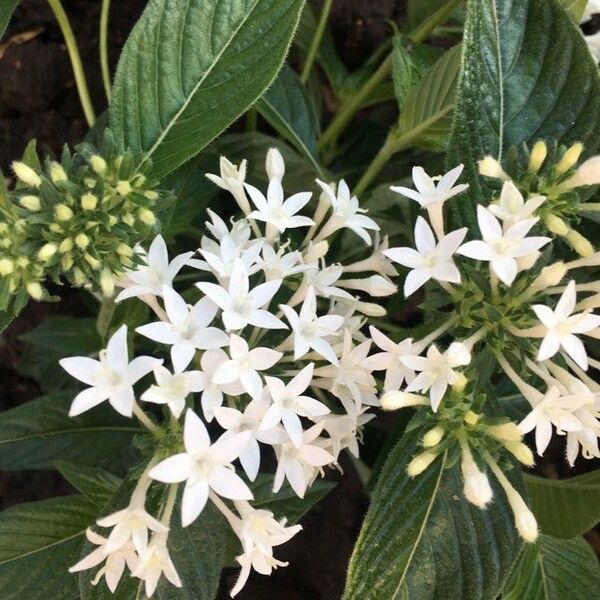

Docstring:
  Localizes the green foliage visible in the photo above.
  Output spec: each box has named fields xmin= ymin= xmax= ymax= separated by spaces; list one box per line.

xmin=560 ymin=0 xmax=588 ymax=21
xmin=0 ymin=392 xmax=141 ymax=470
xmin=343 ymin=425 xmax=522 ymax=600
xmin=448 ymin=0 xmax=600 ymax=227
xmin=524 ymin=471 xmax=600 ymax=538
xmin=110 ymin=0 xmax=305 ymax=179
xmin=20 ymin=315 xmax=102 ymax=355
xmin=0 ymin=495 xmax=97 ymax=600
xmin=406 ymin=0 xmax=460 ymax=31
xmin=0 ymin=1 xmax=19 ymax=42
xmin=56 ymin=461 xmax=122 ymax=508
xmin=503 ymin=534 xmax=600 ymax=599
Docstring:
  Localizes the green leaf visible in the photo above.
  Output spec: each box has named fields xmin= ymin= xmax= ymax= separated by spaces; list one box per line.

xmin=0 ymin=304 xmax=21 ymax=335
xmin=256 ymin=63 xmax=323 ymax=175
xmin=343 ymin=425 xmax=522 ymax=600
xmin=559 ymin=0 xmax=588 ymax=21
xmin=56 ymin=461 xmax=122 ymax=508
xmin=503 ymin=534 xmax=600 ymax=599
xmin=524 ymin=471 xmax=600 ymax=538
xmin=448 ymin=0 xmax=600 ymax=227
xmin=110 ymin=0 xmax=305 ymax=179
xmin=0 ymin=0 xmax=19 ymax=42
xmin=20 ymin=316 xmax=102 ymax=356
xmin=395 ymin=44 xmax=461 ymax=151
xmin=0 ymin=392 xmax=142 ymax=470
xmin=0 ymin=495 xmax=97 ymax=600
xmin=406 ymin=0 xmax=459 ymax=30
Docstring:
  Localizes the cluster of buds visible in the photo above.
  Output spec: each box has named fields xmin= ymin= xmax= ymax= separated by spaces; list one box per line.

xmin=60 ymin=148 xmax=399 ymax=595
xmin=0 ymin=130 xmax=171 ymax=308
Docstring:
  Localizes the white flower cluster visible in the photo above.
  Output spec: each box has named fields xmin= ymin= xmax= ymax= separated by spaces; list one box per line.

xmin=61 ymin=148 xmax=397 ymax=596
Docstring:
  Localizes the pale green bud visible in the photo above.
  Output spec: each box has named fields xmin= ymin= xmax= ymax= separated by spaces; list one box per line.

xmin=26 ymin=281 xmax=43 ymax=300
xmin=100 ymin=268 xmax=115 ymax=296
xmin=84 ymin=253 xmax=100 ymax=269
xmin=81 ymin=193 xmax=98 ymax=210
xmin=89 ymin=155 xmax=107 ymax=174
xmin=422 ymin=426 xmax=445 ymax=448
xmin=20 ymin=195 xmax=41 ymax=211
xmin=0 ymin=258 xmax=14 ymax=276
xmin=567 ymin=230 xmax=594 ymax=257
xmin=452 ymin=373 xmax=468 ymax=393
xmin=487 ymin=422 xmax=522 ymax=442
xmin=61 ymin=254 xmax=73 ymax=270
xmin=533 ymin=262 xmax=567 ymax=288
xmin=506 ymin=441 xmax=535 ymax=467
xmin=49 ymin=162 xmax=68 ymax=183
xmin=38 ymin=243 xmax=58 ymax=262
xmin=555 ymin=143 xmax=583 ymax=174
xmin=407 ymin=450 xmax=439 ymax=477
xmin=464 ymin=410 xmax=480 ymax=426
xmin=116 ymin=243 xmax=133 ymax=257
xmin=55 ymin=204 xmax=73 ymax=222
xmin=543 ymin=214 xmax=569 ymax=236
xmin=12 ymin=161 xmax=41 ymax=188
xmin=108 ymin=215 xmax=118 ymax=226
xmin=16 ymin=256 xmax=29 ymax=268
xmin=73 ymin=268 xmax=86 ymax=285
xmin=116 ymin=180 xmax=131 ymax=196
xmin=528 ymin=141 xmax=547 ymax=173
xmin=59 ymin=238 xmax=74 ymax=253
xmin=49 ymin=223 xmax=63 ymax=234
xmin=381 ymin=391 xmax=428 ymax=411
xmin=122 ymin=213 xmax=135 ymax=227
xmin=144 ymin=190 xmax=159 ymax=200
xmin=478 ymin=156 xmax=509 ymax=180
xmin=303 ymin=241 xmax=329 ymax=263
xmin=138 ymin=208 xmax=156 ymax=225
xmin=75 ymin=233 xmax=90 ymax=249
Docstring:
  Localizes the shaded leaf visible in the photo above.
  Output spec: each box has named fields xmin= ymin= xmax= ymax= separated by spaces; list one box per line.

xmin=0 ymin=0 xmax=19 ymax=40
xmin=56 ymin=461 xmax=122 ymax=508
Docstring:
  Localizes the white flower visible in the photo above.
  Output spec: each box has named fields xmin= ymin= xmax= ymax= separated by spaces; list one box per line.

xmin=141 ymin=364 xmax=206 ymax=418
xmin=318 ymin=410 xmax=373 ymax=460
xmin=261 ymin=364 xmax=330 ymax=448
xmin=116 ymin=236 xmax=193 ymax=302
xmin=460 ymin=444 xmax=492 ymax=509
xmin=342 ymin=232 xmax=398 ymax=277
xmin=403 ymin=342 xmax=471 ymax=411
xmin=337 ymin=274 xmax=397 ymax=297
xmin=518 ymin=386 xmax=585 ymax=455
xmin=582 ymin=0 xmax=600 ymax=22
xmin=315 ymin=179 xmax=379 ymax=244
xmin=69 ymin=529 xmax=139 ymax=593
xmin=363 ymin=326 xmax=416 ymax=391
xmin=457 ymin=205 xmax=550 ymax=285
xmin=204 ymin=208 xmax=251 ymax=245
xmin=214 ymin=398 xmax=279 ymax=480
xmin=280 ymin=286 xmax=344 ymax=364
xmin=60 ymin=325 xmax=159 ymax=417
xmin=197 ymin=259 xmax=286 ymax=331
xmin=136 ymin=287 xmax=228 ymax=372
xmin=149 ymin=409 xmax=252 ymax=526
xmin=532 ymin=280 xmax=600 ymax=370
xmin=273 ymin=424 xmax=333 ymax=497
xmin=265 ymin=147 xmax=286 ymax=181
xmin=212 ymin=334 xmax=282 ymax=400
xmin=384 ymin=216 xmax=466 ymax=296
xmin=488 ymin=181 xmax=546 ymax=227
xmin=132 ymin=532 xmax=181 ymax=597
xmin=258 ymin=244 xmax=309 ymax=281
xmin=205 ymin=156 xmax=250 ymax=213
xmin=245 ymin=179 xmax=314 ymax=234
xmin=586 ymin=30 xmax=600 ymax=62
xmin=301 ymin=263 xmax=354 ymax=301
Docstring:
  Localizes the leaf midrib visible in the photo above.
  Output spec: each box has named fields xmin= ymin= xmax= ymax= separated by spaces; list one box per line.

xmin=0 ymin=529 xmax=87 ymax=566
xmin=0 ymin=425 xmax=142 ymax=445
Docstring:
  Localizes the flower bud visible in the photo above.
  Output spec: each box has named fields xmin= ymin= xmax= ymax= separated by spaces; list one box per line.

xmin=532 ymin=262 xmax=567 ymax=289
xmin=59 ymin=238 xmax=74 ymax=253
xmin=303 ymin=241 xmax=329 ymax=264
xmin=487 ymin=422 xmax=522 ymax=442
xmin=543 ymin=214 xmax=569 ymax=236
xmin=144 ymin=190 xmax=159 ymax=200
xmin=81 ymin=193 xmax=98 ymax=210
xmin=84 ymin=253 xmax=100 ymax=269
xmin=381 ymin=391 xmax=428 ymax=411
xmin=339 ymin=275 xmax=397 ymax=297
xmin=422 ymin=425 xmax=445 ymax=448
xmin=354 ymin=301 xmax=386 ymax=317
xmin=49 ymin=162 xmax=68 ymax=183
xmin=460 ymin=445 xmax=493 ymax=508
xmin=61 ymin=254 xmax=73 ymax=270
xmin=0 ymin=258 xmax=14 ymax=276
xmin=12 ymin=161 xmax=41 ymax=188
xmin=138 ymin=208 xmax=156 ymax=226
xmin=100 ymin=268 xmax=115 ymax=296
xmin=75 ymin=233 xmax=90 ymax=249
xmin=38 ymin=243 xmax=58 ymax=262
xmin=122 ymin=213 xmax=135 ymax=227
xmin=266 ymin=148 xmax=285 ymax=181
xmin=562 ymin=156 xmax=600 ymax=188
xmin=555 ymin=143 xmax=583 ymax=174
xmin=463 ymin=410 xmax=480 ymax=426
xmin=55 ymin=204 xmax=73 ymax=222
xmin=19 ymin=195 xmax=41 ymax=211
xmin=528 ymin=141 xmax=547 ymax=173
xmin=452 ymin=373 xmax=468 ymax=393
xmin=73 ymin=268 xmax=86 ymax=285
xmin=26 ymin=281 xmax=43 ymax=300
xmin=116 ymin=180 xmax=131 ymax=196
xmin=49 ymin=223 xmax=63 ymax=234
xmin=89 ymin=155 xmax=107 ymax=174
xmin=505 ymin=441 xmax=535 ymax=467
xmin=407 ymin=450 xmax=439 ymax=477
xmin=117 ymin=243 xmax=134 ymax=257
xmin=566 ymin=230 xmax=594 ymax=257
xmin=478 ymin=156 xmax=509 ymax=180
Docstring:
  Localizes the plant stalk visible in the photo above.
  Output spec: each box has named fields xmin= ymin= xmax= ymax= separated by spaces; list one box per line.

xmin=300 ymin=0 xmax=333 ymax=84
xmin=100 ymin=0 xmax=112 ymax=101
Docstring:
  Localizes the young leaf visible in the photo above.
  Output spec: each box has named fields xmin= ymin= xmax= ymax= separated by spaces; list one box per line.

xmin=55 ymin=461 xmax=122 ymax=508
xmin=255 ymin=63 xmax=323 ymax=175
xmin=110 ymin=0 xmax=305 ymax=179
xmin=560 ymin=0 xmax=588 ymax=21
xmin=0 ymin=393 xmax=142 ymax=470
xmin=502 ymin=534 xmax=600 ymax=599
xmin=343 ymin=425 xmax=522 ymax=600
xmin=448 ymin=0 xmax=600 ymax=228
xmin=524 ymin=471 xmax=600 ymax=538
xmin=0 ymin=496 xmax=97 ymax=600
xmin=0 ymin=0 xmax=19 ymax=41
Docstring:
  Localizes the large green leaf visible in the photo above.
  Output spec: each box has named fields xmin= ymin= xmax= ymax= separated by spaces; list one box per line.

xmin=110 ymin=0 xmax=305 ymax=179
xmin=0 ymin=0 xmax=19 ymax=41
xmin=524 ymin=471 xmax=600 ymax=538
xmin=448 ymin=0 xmax=600 ymax=227
xmin=395 ymin=44 xmax=461 ymax=151
xmin=255 ymin=63 xmax=322 ymax=175
xmin=406 ymin=0 xmax=459 ymax=30
xmin=20 ymin=316 xmax=102 ymax=356
xmin=56 ymin=462 xmax=122 ymax=508
xmin=560 ymin=0 xmax=588 ymax=21
xmin=502 ymin=534 xmax=600 ymax=599
xmin=0 ymin=393 xmax=141 ymax=470
xmin=0 ymin=495 xmax=97 ymax=600
xmin=343 ymin=426 xmax=522 ymax=600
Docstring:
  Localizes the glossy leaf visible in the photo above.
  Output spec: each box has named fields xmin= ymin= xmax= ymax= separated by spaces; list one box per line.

xmin=0 ymin=495 xmax=97 ymax=600
xmin=0 ymin=393 xmax=142 ymax=470
xmin=56 ymin=461 xmax=122 ymax=508
xmin=448 ymin=0 xmax=600 ymax=227
xmin=524 ymin=471 xmax=600 ymax=538
xmin=0 ymin=1 xmax=19 ymax=40
xmin=20 ymin=316 xmax=102 ymax=356
xmin=110 ymin=0 xmax=305 ymax=179
xmin=503 ymin=534 xmax=600 ymax=599
xmin=256 ymin=63 xmax=322 ymax=175
xmin=343 ymin=425 xmax=522 ymax=600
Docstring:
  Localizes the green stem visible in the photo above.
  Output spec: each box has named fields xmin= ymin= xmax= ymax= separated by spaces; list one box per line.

xmin=96 ymin=295 xmax=115 ymax=338
xmin=100 ymin=0 xmax=112 ymax=101
xmin=300 ymin=0 xmax=333 ymax=84
xmin=245 ymin=108 xmax=257 ymax=132
xmin=582 ymin=202 xmax=600 ymax=211
xmin=47 ymin=0 xmax=96 ymax=127
xmin=318 ymin=0 xmax=462 ymax=152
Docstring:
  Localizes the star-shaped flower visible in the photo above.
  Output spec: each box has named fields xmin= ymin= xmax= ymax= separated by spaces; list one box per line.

xmin=488 ymin=181 xmax=546 ymax=227
xmin=132 ymin=532 xmax=181 ymax=598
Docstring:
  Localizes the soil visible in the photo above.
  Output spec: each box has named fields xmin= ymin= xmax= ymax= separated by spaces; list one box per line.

xmin=0 ymin=1 xmax=598 ymax=599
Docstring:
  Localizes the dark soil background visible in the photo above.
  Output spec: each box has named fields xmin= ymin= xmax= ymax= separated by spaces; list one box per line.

xmin=0 ymin=1 xmax=598 ymax=598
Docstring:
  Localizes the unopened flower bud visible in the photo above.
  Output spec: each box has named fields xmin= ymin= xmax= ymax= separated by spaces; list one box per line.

xmin=38 ymin=243 xmax=57 ymax=262
xmin=505 ymin=441 xmax=535 ymax=467
xmin=49 ymin=162 xmax=68 ymax=183
xmin=138 ymin=208 xmax=156 ymax=225
xmin=464 ymin=410 xmax=479 ymax=426
xmin=55 ymin=204 xmax=73 ymax=222
xmin=0 ymin=258 xmax=14 ymax=276
xmin=303 ymin=241 xmax=329 ymax=263
xmin=75 ymin=233 xmax=90 ymax=249
xmin=543 ymin=213 xmax=569 ymax=236
xmin=73 ymin=268 xmax=86 ymax=285
xmin=108 ymin=215 xmax=118 ymax=226
xmin=381 ymin=391 xmax=428 ymax=411
xmin=81 ymin=193 xmax=98 ymax=210
xmin=339 ymin=275 xmax=397 ymax=297
xmin=562 ymin=156 xmax=600 ymax=188
xmin=566 ymin=230 xmax=594 ymax=257
xmin=19 ymin=195 xmax=41 ymax=211
xmin=26 ymin=281 xmax=43 ymax=300
xmin=49 ymin=223 xmax=63 ymax=234
xmin=407 ymin=450 xmax=439 ymax=477
xmin=528 ymin=141 xmax=547 ymax=173
xmin=59 ymin=238 xmax=73 ymax=253
xmin=452 ymin=373 xmax=468 ymax=393
xmin=354 ymin=301 xmax=386 ymax=317
xmin=117 ymin=243 xmax=133 ymax=257
xmin=100 ymin=268 xmax=115 ymax=296
xmin=89 ymin=155 xmax=107 ymax=174
xmin=84 ymin=253 xmax=100 ymax=269
xmin=478 ymin=156 xmax=509 ymax=180
xmin=487 ymin=422 xmax=522 ymax=442
xmin=61 ymin=253 xmax=73 ymax=270
xmin=144 ymin=190 xmax=159 ymax=200
xmin=555 ymin=143 xmax=583 ymax=174
xmin=116 ymin=180 xmax=131 ymax=196
xmin=266 ymin=148 xmax=285 ymax=181
xmin=122 ymin=213 xmax=135 ymax=227
xmin=12 ymin=161 xmax=41 ymax=188
xmin=460 ymin=444 xmax=493 ymax=508
xmin=422 ymin=426 xmax=445 ymax=448
xmin=532 ymin=262 xmax=567 ymax=289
